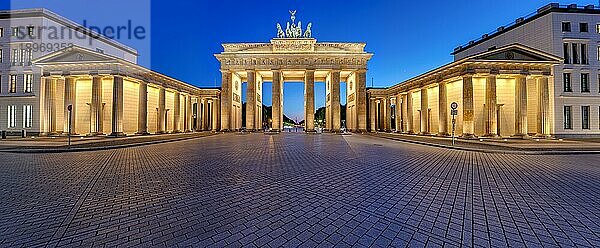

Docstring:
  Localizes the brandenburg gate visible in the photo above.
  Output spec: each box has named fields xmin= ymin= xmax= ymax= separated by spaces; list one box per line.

xmin=215 ymin=11 xmax=373 ymax=132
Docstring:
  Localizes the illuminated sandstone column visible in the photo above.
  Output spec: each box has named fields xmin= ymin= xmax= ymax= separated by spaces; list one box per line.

xmin=369 ymin=98 xmax=376 ymax=132
xmin=212 ymin=99 xmax=219 ymax=131
xmin=304 ymin=70 xmax=315 ymax=132
xmin=485 ymin=74 xmax=498 ymax=137
xmin=220 ymin=70 xmax=232 ymax=131
xmin=401 ymin=94 xmax=408 ymax=133
xmin=537 ymin=76 xmax=550 ymax=137
xmin=514 ymin=74 xmax=528 ymax=137
xmin=384 ymin=97 xmax=392 ymax=132
xmin=157 ymin=87 xmax=166 ymax=133
xmin=331 ymin=70 xmax=341 ymax=132
xmin=272 ymin=70 xmax=283 ymax=132
xmin=110 ymin=75 xmax=125 ymax=136
xmin=91 ymin=75 xmax=103 ymax=135
xmin=462 ymin=75 xmax=475 ymax=138
xmin=420 ymin=87 xmax=429 ymax=134
xmin=195 ymin=97 xmax=203 ymax=131
xmin=173 ymin=91 xmax=181 ymax=133
xmin=63 ymin=76 xmax=76 ymax=134
xmin=246 ymin=70 xmax=256 ymax=131
xmin=137 ymin=82 xmax=148 ymax=134
xmin=203 ymin=98 xmax=210 ymax=131
xmin=44 ymin=77 xmax=57 ymax=134
xmin=395 ymin=95 xmax=402 ymax=132
xmin=406 ymin=91 xmax=413 ymax=133
xmin=438 ymin=82 xmax=448 ymax=136
xmin=356 ymin=70 xmax=367 ymax=132
xmin=185 ymin=95 xmax=192 ymax=132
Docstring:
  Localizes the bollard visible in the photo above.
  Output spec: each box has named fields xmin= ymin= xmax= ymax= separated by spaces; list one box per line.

xmin=21 ymin=130 xmax=26 ymax=138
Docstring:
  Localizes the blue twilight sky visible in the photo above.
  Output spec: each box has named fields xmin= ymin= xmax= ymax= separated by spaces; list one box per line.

xmin=2 ymin=0 xmax=596 ymax=121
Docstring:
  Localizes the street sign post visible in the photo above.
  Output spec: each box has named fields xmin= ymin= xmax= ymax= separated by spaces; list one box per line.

xmin=450 ymin=102 xmax=458 ymax=146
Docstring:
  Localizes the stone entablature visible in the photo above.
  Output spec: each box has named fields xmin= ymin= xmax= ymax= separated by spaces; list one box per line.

xmin=221 ymin=39 xmax=368 ymax=54
xmin=216 ymin=55 xmax=370 ymax=71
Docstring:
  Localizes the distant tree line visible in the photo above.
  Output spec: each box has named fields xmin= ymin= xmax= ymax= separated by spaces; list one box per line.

xmin=242 ymin=102 xmax=346 ymax=128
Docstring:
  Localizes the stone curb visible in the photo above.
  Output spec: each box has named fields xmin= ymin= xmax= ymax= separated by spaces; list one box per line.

xmin=369 ymin=134 xmax=600 ymax=155
xmin=0 ymin=133 xmax=219 ymax=154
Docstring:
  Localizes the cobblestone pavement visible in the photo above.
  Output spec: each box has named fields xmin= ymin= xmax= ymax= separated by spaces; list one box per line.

xmin=1 ymin=133 xmax=600 ymax=247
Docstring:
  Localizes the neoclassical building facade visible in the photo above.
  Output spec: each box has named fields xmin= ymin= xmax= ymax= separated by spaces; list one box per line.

xmin=368 ymin=44 xmax=562 ymax=138
xmin=0 ymin=9 xmax=219 ymax=137
xmin=33 ymin=46 xmax=220 ymax=136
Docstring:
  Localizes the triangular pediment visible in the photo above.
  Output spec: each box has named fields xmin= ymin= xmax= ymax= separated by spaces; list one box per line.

xmin=34 ymin=46 xmax=119 ymax=64
xmin=469 ymin=44 xmax=562 ymax=62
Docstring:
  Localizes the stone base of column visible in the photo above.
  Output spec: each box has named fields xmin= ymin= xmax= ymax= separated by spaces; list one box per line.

xmin=136 ymin=131 xmax=150 ymax=135
xmin=155 ymin=131 xmax=167 ymax=134
xmin=482 ymin=133 xmax=500 ymax=138
xmin=88 ymin=132 xmax=105 ymax=136
xmin=419 ymin=132 xmax=430 ymax=136
xmin=109 ymin=132 xmax=126 ymax=137
xmin=511 ymin=133 xmax=530 ymax=139
xmin=461 ymin=133 xmax=477 ymax=139
xmin=305 ymin=129 xmax=316 ymax=133
xmin=436 ymin=132 xmax=450 ymax=137
xmin=534 ymin=134 xmax=552 ymax=139
xmin=41 ymin=132 xmax=60 ymax=137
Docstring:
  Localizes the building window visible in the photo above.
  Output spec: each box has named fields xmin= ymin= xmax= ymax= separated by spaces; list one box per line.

xmin=9 ymin=75 xmax=17 ymax=93
xmin=582 ymin=106 xmax=590 ymax=129
xmin=563 ymin=73 xmax=572 ymax=92
xmin=24 ymin=74 xmax=33 ymax=93
xmin=581 ymin=44 xmax=588 ymax=64
xmin=581 ymin=73 xmax=590 ymax=92
xmin=27 ymin=49 xmax=32 ymax=64
xmin=20 ymin=49 xmax=25 ymax=64
xmin=580 ymin=23 xmax=589 ymax=32
xmin=564 ymin=43 xmax=570 ymax=64
xmin=572 ymin=43 xmax=579 ymax=64
xmin=12 ymin=49 xmax=19 ymax=64
xmin=597 ymin=24 xmax=600 ymax=33
xmin=0 ymin=27 xmax=3 ymax=37
xmin=23 ymin=105 xmax=32 ymax=128
xmin=96 ymin=48 xmax=104 ymax=54
xmin=0 ymin=48 xmax=3 ymax=63
xmin=11 ymin=27 xmax=19 ymax=37
xmin=562 ymin=22 xmax=571 ymax=32
xmin=564 ymin=106 xmax=573 ymax=129
xmin=27 ymin=26 xmax=34 ymax=37
xmin=7 ymin=105 xmax=16 ymax=128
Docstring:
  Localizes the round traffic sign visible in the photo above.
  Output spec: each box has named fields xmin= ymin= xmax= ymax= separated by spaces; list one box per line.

xmin=451 ymin=102 xmax=458 ymax=110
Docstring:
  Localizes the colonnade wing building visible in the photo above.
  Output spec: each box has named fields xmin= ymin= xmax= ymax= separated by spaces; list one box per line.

xmin=371 ymin=3 xmax=600 ymax=138
xmin=0 ymin=9 xmax=219 ymax=136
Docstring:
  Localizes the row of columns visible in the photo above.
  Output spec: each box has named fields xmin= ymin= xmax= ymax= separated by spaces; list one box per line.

xmin=43 ymin=75 xmax=217 ymax=136
xmin=221 ymin=69 xmax=368 ymax=133
xmin=372 ymin=74 xmax=551 ymax=138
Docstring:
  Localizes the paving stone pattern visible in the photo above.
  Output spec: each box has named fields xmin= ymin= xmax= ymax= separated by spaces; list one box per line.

xmin=1 ymin=133 xmax=599 ymax=247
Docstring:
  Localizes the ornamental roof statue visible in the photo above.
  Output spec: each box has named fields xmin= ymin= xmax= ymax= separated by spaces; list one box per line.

xmin=276 ymin=10 xmax=313 ymax=39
